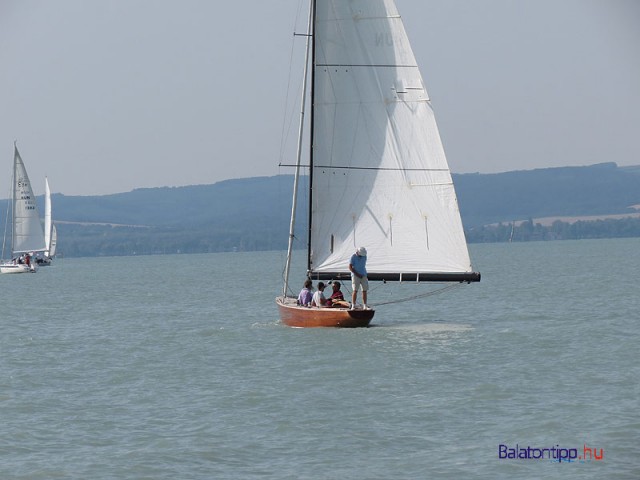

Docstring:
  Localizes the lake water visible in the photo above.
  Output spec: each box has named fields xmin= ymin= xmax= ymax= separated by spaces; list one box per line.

xmin=1 ymin=238 xmax=637 ymax=479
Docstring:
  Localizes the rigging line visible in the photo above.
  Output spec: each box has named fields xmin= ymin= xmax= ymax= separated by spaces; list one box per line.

xmin=278 ymin=0 xmax=310 ymax=168
xmin=369 ymin=283 xmax=462 ymax=307
xmin=278 ymin=38 xmax=301 ymax=167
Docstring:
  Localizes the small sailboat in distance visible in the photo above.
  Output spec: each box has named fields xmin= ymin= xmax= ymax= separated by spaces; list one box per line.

xmin=276 ymin=0 xmax=480 ymax=327
xmin=0 ymin=144 xmax=47 ymax=274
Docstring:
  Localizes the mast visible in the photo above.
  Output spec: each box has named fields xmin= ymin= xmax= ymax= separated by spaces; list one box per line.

xmin=1 ymin=146 xmax=16 ymax=259
xmin=306 ymin=0 xmax=317 ymax=275
xmin=282 ymin=0 xmax=314 ymax=297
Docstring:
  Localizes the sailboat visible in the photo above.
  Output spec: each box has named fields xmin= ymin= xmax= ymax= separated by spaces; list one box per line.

xmin=276 ymin=0 xmax=480 ymax=327
xmin=0 ymin=144 xmax=47 ymax=274
xmin=36 ymin=176 xmax=55 ymax=266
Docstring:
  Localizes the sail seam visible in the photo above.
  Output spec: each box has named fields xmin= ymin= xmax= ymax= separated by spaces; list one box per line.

xmin=318 ymin=63 xmax=418 ymax=68
xmin=314 ymin=165 xmax=450 ymax=172
xmin=278 ymin=164 xmax=451 ymax=172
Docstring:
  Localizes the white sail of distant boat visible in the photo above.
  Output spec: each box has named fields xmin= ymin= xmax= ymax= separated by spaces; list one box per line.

xmin=0 ymin=144 xmax=46 ymax=273
xmin=44 ymin=177 xmax=52 ymax=253
xmin=37 ymin=176 xmax=55 ymax=266
xmin=49 ymin=224 xmax=57 ymax=258
xmin=276 ymin=0 xmax=480 ymax=327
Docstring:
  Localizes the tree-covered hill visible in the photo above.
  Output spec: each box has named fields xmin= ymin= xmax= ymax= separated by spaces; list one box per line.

xmin=455 ymin=162 xmax=640 ymax=227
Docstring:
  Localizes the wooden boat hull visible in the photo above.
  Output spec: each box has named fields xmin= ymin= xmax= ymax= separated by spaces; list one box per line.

xmin=276 ymin=297 xmax=374 ymax=328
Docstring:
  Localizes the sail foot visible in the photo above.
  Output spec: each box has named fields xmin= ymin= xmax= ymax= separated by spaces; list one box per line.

xmin=309 ymin=271 xmax=481 ymax=283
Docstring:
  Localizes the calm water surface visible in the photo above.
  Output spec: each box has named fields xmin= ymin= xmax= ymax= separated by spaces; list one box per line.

xmin=1 ymin=238 xmax=638 ymax=479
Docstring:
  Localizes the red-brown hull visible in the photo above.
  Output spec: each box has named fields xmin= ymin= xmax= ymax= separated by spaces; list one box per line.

xmin=276 ymin=297 xmax=374 ymax=328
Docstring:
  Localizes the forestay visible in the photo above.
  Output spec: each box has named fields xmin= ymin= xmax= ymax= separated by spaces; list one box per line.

xmin=309 ymin=0 xmax=476 ymax=281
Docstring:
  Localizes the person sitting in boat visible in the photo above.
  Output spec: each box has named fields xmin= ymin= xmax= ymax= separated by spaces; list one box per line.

xmin=349 ymin=246 xmax=369 ymax=310
xmin=311 ymin=282 xmax=328 ymax=307
xmin=326 ymin=281 xmax=350 ymax=308
xmin=297 ymin=279 xmax=313 ymax=306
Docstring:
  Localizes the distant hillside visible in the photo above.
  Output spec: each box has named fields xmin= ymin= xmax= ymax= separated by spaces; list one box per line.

xmin=49 ymin=175 xmax=297 ymax=227
xmin=40 ymin=176 xmax=304 ymax=256
xmin=455 ymin=162 xmax=640 ymax=227
xmin=1 ymin=163 xmax=639 ymax=257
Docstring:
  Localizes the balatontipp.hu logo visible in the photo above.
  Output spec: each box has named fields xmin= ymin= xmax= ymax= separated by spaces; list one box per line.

xmin=498 ymin=444 xmax=604 ymax=463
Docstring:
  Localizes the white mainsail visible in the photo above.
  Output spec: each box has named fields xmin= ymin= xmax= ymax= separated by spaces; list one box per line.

xmin=309 ymin=0 xmax=475 ymax=280
xmin=12 ymin=145 xmax=46 ymax=255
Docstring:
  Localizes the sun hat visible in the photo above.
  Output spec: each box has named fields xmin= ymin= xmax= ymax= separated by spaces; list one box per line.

xmin=357 ymin=246 xmax=367 ymax=256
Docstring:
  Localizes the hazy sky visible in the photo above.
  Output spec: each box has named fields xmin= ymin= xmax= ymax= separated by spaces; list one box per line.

xmin=1 ymin=0 xmax=638 ymax=196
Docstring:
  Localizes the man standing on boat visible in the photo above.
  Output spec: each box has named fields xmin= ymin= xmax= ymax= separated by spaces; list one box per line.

xmin=349 ymin=247 xmax=369 ymax=310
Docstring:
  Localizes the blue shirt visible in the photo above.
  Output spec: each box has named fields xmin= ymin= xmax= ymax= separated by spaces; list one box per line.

xmin=350 ymin=253 xmax=367 ymax=277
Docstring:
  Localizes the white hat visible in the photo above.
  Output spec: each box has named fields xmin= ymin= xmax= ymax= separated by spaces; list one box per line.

xmin=357 ymin=246 xmax=367 ymax=256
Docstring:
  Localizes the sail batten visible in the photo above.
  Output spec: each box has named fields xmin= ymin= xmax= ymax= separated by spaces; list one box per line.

xmin=318 ymin=64 xmax=419 ymax=68
xmin=313 ymin=165 xmax=450 ymax=172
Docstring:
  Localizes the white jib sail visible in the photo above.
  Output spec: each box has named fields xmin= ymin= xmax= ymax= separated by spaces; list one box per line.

xmin=12 ymin=147 xmax=46 ymax=255
xmin=49 ymin=224 xmax=57 ymax=258
xmin=44 ymin=176 xmax=52 ymax=255
xmin=310 ymin=0 xmax=473 ymax=276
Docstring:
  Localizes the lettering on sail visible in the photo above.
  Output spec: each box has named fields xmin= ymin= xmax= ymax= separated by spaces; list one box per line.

xmin=17 ymin=176 xmax=37 ymax=209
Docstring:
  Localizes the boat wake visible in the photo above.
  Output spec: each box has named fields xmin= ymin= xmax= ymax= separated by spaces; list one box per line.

xmin=375 ymin=322 xmax=473 ymax=333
